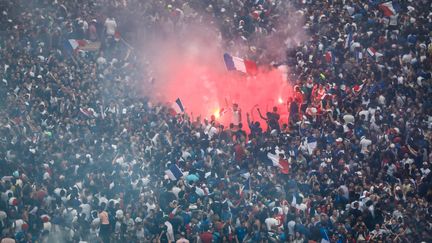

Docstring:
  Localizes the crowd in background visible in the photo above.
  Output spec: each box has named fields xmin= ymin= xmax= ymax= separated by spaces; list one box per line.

xmin=1 ymin=0 xmax=432 ymax=242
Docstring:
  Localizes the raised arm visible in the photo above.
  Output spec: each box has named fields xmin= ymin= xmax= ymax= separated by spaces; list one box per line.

xmin=257 ymin=108 xmax=267 ymax=121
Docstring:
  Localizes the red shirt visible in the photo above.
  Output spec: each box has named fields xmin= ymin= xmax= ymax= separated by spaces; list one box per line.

xmin=200 ymin=232 xmax=213 ymax=243
xmin=279 ymin=159 xmax=289 ymax=174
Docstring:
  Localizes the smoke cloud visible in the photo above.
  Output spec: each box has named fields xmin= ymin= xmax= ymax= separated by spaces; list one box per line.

xmin=135 ymin=3 xmax=308 ymax=126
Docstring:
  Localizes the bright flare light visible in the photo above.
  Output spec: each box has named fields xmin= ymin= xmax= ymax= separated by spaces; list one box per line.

xmin=213 ymin=109 xmax=220 ymax=119
xmin=278 ymin=97 xmax=283 ymax=104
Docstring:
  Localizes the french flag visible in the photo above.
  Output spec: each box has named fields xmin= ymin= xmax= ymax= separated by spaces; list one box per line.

xmin=223 ymin=53 xmax=258 ymax=75
xmin=379 ymin=1 xmax=400 ymax=17
xmin=165 ymin=164 xmax=184 ymax=181
xmin=68 ymin=39 xmax=88 ymax=51
xmin=172 ymin=98 xmax=185 ymax=114
xmin=367 ymin=47 xmax=377 ymax=57
xmin=65 ymin=39 xmax=100 ymax=54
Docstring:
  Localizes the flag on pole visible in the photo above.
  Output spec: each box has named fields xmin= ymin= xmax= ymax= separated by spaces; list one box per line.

xmin=379 ymin=1 xmax=400 ymax=17
xmin=223 ymin=53 xmax=258 ymax=75
xmin=165 ymin=164 xmax=184 ymax=181
xmin=172 ymin=98 xmax=185 ymax=114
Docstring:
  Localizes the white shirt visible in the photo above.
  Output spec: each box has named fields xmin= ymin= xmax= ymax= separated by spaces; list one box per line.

xmin=360 ymin=137 xmax=372 ymax=153
xmin=420 ymin=167 xmax=430 ymax=176
xmin=358 ymin=110 xmax=369 ymax=121
xmin=378 ymin=95 xmax=386 ymax=105
xmin=208 ymin=126 xmax=218 ymax=139
xmin=164 ymin=221 xmax=175 ymax=242
xmin=14 ymin=219 xmax=24 ymax=232
xmin=233 ymin=109 xmax=241 ymax=126
xmin=171 ymin=186 xmax=181 ymax=199
xmin=104 ymin=18 xmax=117 ymax=36
xmin=80 ymin=203 xmax=91 ymax=220
xmin=265 ymin=217 xmax=278 ymax=231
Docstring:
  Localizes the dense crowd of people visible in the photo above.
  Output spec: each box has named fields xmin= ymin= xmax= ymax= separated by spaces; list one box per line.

xmin=1 ymin=0 xmax=432 ymax=242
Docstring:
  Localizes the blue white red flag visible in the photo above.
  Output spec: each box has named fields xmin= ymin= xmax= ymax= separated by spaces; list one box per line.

xmin=379 ymin=1 xmax=400 ymax=17
xmin=223 ymin=53 xmax=258 ymax=75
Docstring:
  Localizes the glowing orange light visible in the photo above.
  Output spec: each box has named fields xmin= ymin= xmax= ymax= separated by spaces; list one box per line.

xmin=213 ymin=109 xmax=220 ymax=119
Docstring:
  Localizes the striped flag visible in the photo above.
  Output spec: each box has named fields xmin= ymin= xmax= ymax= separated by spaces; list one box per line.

xmin=223 ymin=53 xmax=258 ymax=75
xmin=379 ymin=1 xmax=400 ymax=17
xmin=367 ymin=47 xmax=377 ymax=58
xmin=165 ymin=164 xmax=184 ymax=181
xmin=65 ymin=39 xmax=101 ymax=54
xmin=172 ymin=98 xmax=185 ymax=114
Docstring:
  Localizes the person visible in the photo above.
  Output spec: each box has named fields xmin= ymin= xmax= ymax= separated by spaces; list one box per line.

xmin=288 ymin=97 xmax=299 ymax=123
xmin=0 ymin=0 xmax=431 ymax=242
xmin=246 ymin=112 xmax=262 ymax=138
xmin=278 ymin=153 xmax=290 ymax=175
xmin=99 ymin=208 xmax=111 ymax=243
xmin=104 ymin=14 xmax=117 ymax=37
xmin=199 ymin=228 xmax=213 ymax=243
xmin=257 ymin=106 xmax=280 ymax=132
xmin=175 ymin=232 xmax=189 ymax=243
xmin=232 ymin=103 xmax=242 ymax=130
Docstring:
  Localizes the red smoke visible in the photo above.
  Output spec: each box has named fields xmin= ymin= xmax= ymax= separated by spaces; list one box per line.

xmin=140 ymin=25 xmax=295 ymax=129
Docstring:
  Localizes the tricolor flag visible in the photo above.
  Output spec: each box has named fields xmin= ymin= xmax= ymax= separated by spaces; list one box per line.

xmin=172 ymin=98 xmax=185 ymax=114
xmin=65 ymin=39 xmax=101 ymax=54
xmin=165 ymin=163 xmax=184 ymax=181
xmin=379 ymin=1 xmax=400 ymax=17
xmin=266 ymin=147 xmax=286 ymax=168
xmin=223 ymin=53 xmax=258 ymax=75
xmin=367 ymin=47 xmax=377 ymax=58
xmin=67 ymin=39 xmax=87 ymax=51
